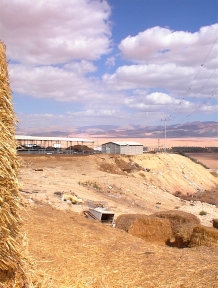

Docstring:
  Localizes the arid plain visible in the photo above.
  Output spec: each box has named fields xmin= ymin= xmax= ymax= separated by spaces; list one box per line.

xmin=91 ymin=137 xmax=218 ymax=148
xmin=18 ymin=140 xmax=218 ymax=287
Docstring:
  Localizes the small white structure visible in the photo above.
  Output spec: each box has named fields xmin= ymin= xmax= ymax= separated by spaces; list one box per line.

xmin=87 ymin=208 xmax=115 ymax=223
xmin=102 ymin=141 xmax=143 ymax=155
xmin=53 ymin=143 xmax=61 ymax=149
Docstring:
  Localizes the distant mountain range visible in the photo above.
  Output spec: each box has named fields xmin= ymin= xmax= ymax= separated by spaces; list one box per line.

xmin=20 ymin=121 xmax=218 ymax=138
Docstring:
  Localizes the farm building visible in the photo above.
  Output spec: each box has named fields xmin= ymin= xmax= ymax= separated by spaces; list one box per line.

xmin=102 ymin=141 xmax=143 ymax=155
xmin=15 ymin=135 xmax=94 ymax=149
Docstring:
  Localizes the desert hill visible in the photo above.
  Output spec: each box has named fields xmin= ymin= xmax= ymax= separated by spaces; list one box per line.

xmin=17 ymin=121 xmax=218 ymax=138
xmin=18 ymin=153 xmax=218 ymax=287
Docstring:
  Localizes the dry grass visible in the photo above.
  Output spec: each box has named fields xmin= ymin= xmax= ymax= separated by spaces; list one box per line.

xmin=13 ymin=150 xmax=218 ymax=286
xmin=20 ymin=204 xmax=218 ymax=288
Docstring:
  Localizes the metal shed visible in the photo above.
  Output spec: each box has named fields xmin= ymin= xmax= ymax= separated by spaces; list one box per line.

xmin=87 ymin=208 xmax=115 ymax=223
xmin=101 ymin=141 xmax=143 ymax=155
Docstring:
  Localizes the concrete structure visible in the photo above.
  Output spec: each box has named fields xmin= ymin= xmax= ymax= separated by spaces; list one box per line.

xmin=15 ymin=135 xmax=94 ymax=149
xmin=102 ymin=141 xmax=143 ymax=155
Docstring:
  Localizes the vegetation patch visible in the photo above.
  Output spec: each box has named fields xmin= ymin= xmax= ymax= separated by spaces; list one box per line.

xmin=199 ymin=210 xmax=207 ymax=216
xmin=78 ymin=181 xmax=101 ymax=190
xmin=178 ymin=189 xmax=218 ymax=206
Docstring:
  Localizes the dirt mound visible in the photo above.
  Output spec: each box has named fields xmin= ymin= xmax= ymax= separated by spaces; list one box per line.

xmin=116 ymin=214 xmax=173 ymax=244
xmin=97 ymin=153 xmax=218 ymax=196
xmin=152 ymin=210 xmax=200 ymax=248
xmin=66 ymin=144 xmax=93 ymax=152
xmin=99 ymin=155 xmax=143 ymax=174
xmin=189 ymin=225 xmax=218 ymax=247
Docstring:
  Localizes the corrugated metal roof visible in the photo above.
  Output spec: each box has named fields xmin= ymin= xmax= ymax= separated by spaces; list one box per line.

xmin=102 ymin=141 xmax=143 ymax=146
xmin=15 ymin=135 xmax=94 ymax=143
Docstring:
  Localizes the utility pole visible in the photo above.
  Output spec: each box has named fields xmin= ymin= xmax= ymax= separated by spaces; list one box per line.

xmin=161 ymin=119 xmax=170 ymax=153
xmin=157 ymin=138 xmax=160 ymax=152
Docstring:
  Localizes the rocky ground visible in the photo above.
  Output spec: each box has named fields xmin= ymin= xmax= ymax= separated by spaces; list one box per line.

xmin=19 ymin=153 xmax=218 ymax=227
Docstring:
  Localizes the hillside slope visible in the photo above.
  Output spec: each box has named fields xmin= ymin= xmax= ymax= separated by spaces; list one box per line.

xmin=19 ymin=153 xmax=218 ymax=226
xmin=15 ymin=153 xmax=218 ymax=287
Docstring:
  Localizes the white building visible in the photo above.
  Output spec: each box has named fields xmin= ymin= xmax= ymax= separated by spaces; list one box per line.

xmin=101 ymin=141 xmax=143 ymax=155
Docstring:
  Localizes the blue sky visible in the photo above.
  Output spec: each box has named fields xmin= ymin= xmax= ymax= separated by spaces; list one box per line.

xmin=0 ymin=0 xmax=217 ymax=134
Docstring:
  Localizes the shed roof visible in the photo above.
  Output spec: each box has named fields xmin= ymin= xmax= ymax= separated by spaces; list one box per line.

xmin=103 ymin=141 xmax=143 ymax=146
xmin=15 ymin=135 xmax=94 ymax=143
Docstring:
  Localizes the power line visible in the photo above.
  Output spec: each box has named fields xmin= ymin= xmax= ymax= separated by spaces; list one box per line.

xmin=164 ymin=36 xmax=218 ymax=122
xmin=183 ymin=35 xmax=218 ymax=98
xmin=180 ymin=87 xmax=218 ymax=123
xmin=168 ymin=68 xmax=218 ymax=122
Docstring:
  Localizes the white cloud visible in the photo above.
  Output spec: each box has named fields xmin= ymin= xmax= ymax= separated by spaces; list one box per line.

xmin=123 ymin=91 xmax=216 ymax=114
xmin=9 ymin=63 xmax=106 ymax=102
xmin=9 ymin=62 xmax=128 ymax=109
xmin=1 ymin=0 xmax=216 ymax=131
xmin=103 ymin=62 xmax=217 ymax=98
xmin=63 ymin=60 xmax=97 ymax=75
xmin=105 ymin=56 xmax=116 ymax=67
xmin=0 ymin=0 xmax=112 ymax=64
xmin=118 ymin=24 xmax=218 ymax=68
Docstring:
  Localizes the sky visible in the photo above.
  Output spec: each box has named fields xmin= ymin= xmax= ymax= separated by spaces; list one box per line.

xmin=0 ymin=0 xmax=217 ymax=134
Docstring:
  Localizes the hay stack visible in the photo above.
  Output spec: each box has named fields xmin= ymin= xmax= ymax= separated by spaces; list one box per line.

xmin=115 ymin=214 xmax=147 ymax=232
xmin=115 ymin=214 xmax=173 ymax=244
xmin=0 ymin=42 xmax=23 ymax=282
xmin=213 ymin=218 xmax=218 ymax=229
xmin=189 ymin=225 xmax=218 ymax=247
xmin=152 ymin=210 xmax=200 ymax=248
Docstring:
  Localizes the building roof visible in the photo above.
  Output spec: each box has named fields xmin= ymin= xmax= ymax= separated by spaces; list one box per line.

xmin=15 ymin=135 xmax=94 ymax=143
xmin=102 ymin=141 xmax=143 ymax=146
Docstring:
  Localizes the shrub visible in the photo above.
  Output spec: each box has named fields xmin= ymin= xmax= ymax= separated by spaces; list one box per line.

xmin=199 ymin=211 xmax=207 ymax=216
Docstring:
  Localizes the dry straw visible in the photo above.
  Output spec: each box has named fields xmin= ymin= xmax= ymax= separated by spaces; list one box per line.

xmin=0 ymin=41 xmax=25 ymax=285
xmin=115 ymin=214 xmax=173 ymax=244
xmin=213 ymin=218 xmax=218 ymax=229
xmin=152 ymin=210 xmax=200 ymax=247
xmin=116 ymin=211 xmax=201 ymax=248
xmin=189 ymin=225 xmax=218 ymax=247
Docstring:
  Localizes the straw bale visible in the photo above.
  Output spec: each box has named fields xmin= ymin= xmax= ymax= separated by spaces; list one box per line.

xmin=115 ymin=214 xmax=150 ymax=232
xmin=152 ymin=210 xmax=200 ymax=248
xmin=189 ymin=225 xmax=218 ymax=247
xmin=115 ymin=214 xmax=173 ymax=244
xmin=213 ymin=218 xmax=218 ymax=229
xmin=128 ymin=217 xmax=173 ymax=243
xmin=0 ymin=42 xmax=26 ymax=286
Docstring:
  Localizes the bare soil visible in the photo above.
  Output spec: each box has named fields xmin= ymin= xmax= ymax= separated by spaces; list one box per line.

xmin=186 ymin=152 xmax=218 ymax=169
xmin=18 ymin=153 xmax=218 ymax=287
